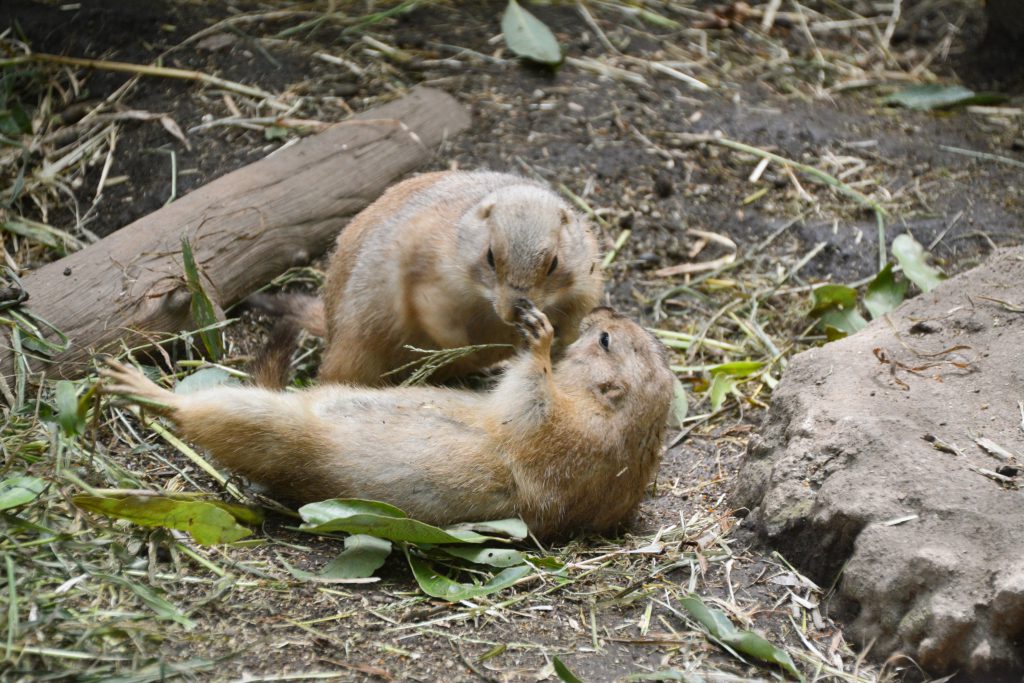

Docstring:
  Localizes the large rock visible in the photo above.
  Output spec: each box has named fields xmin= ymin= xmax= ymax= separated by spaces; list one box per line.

xmin=734 ymin=247 xmax=1024 ymax=679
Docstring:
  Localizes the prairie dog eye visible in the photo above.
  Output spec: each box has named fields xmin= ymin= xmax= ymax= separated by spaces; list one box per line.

xmin=547 ymin=255 xmax=559 ymax=276
xmin=599 ymin=331 xmax=610 ymax=351
xmin=487 ymin=247 xmax=495 ymax=270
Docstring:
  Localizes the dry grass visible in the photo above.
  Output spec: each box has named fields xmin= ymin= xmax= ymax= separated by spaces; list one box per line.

xmin=2 ymin=1 xmax=1017 ymax=681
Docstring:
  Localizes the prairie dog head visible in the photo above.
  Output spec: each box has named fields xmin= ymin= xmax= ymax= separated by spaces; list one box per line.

xmin=564 ymin=307 xmax=674 ymax=421
xmin=471 ymin=185 xmax=595 ymax=324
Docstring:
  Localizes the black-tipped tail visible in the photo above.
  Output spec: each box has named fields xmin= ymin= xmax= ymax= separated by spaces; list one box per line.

xmin=250 ymin=318 xmax=301 ymax=390
xmin=245 ymin=292 xmax=327 ymax=337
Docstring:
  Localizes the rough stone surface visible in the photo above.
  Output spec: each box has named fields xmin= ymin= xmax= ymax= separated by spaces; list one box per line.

xmin=734 ymin=247 xmax=1024 ymax=680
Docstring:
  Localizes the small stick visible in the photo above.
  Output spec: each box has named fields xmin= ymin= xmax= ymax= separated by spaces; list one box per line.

xmin=577 ymin=1 xmax=620 ymax=54
xmin=10 ymin=53 xmax=282 ymax=103
xmin=761 ymin=0 xmax=783 ymax=31
xmin=600 ymin=230 xmax=631 ymax=269
xmin=940 ymin=145 xmax=1024 ymax=170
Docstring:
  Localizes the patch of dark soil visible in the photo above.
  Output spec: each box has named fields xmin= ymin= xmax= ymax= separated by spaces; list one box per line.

xmin=954 ymin=0 xmax=1024 ymax=93
xmin=4 ymin=0 xmax=367 ymax=243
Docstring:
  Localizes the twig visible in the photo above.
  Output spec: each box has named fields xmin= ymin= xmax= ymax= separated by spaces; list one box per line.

xmin=12 ymin=53 xmax=283 ymax=104
xmin=601 ymin=230 xmax=631 ymax=269
xmin=940 ymin=145 xmax=1024 ymax=170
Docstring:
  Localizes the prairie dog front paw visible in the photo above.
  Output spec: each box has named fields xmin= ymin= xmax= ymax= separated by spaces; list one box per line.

xmin=512 ymin=299 xmax=554 ymax=356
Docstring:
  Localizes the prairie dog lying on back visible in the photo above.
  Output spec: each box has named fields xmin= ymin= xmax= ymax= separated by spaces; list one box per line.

xmin=102 ymin=305 xmax=673 ymax=539
xmin=267 ymin=171 xmax=603 ymax=386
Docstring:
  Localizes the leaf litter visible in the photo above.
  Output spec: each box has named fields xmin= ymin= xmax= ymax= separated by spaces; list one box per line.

xmin=2 ymin=0 xmax=1020 ymax=680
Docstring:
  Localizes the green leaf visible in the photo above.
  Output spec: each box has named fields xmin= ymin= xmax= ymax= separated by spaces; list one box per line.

xmin=444 ymin=517 xmax=529 ymax=540
xmin=818 ymin=307 xmax=867 ymax=336
xmin=205 ymin=499 xmax=264 ymax=526
xmin=553 ymin=656 xmax=584 ymax=683
xmin=668 ymin=375 xmax=688 ymax=428
xmin=822 ymin=324 xmax=849 ymax=342
xmin=303 ymin=498 xmax=407 ymax=521
xmin=55 ymin=380 xmax=86 ymax=437
xmin=406 ymin=551 xmax=531 ymax=601
xmin=883 ymin=84 xmax=1004 ymax=110
xmin=319 ymin=534 xmax=392 ymax=579
xmin=708 ymin=373 xmax=736 ymax=412
xmin=175 ymin=367 xmax=238 ymax=395
xmin=811 ymin=284 xmax=858 ymax=313
xmin=298 ymin=499 xmax=494 ymax=544
xmin=864 ymin=262 xmax=908 ymax=319
xmin=708 ymin=361 xmax=765 ymax=377
xmin=502 ymin=0 xmax=563 ymax=66
xmin=1 ymin=219 xmax=61 ymax=251
xmin=180 ymin=236 xmax=224 ymax=360
xmin=436 ymin=546 xmax=527 ymax=568
xmin=680 ymin=595 xmax=803 ymax=681
xmin=74 ymin=494 xmax=253 ymax=545
xmin=892 ymin=234 xmax=945 ymax=293
xmin=525 ymin=554 xmax=565 ymax=571
xmin=0 ymin=476 xmax=45 ymax=511
xmin=811 ymin=284 xmax=867 ymax=336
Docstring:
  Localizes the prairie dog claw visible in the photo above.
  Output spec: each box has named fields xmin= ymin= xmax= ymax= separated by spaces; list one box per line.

xmin=99 ymin=358 xmax=175 ymax=410
xmin=512 ymin=299 xmax=554 ymax=352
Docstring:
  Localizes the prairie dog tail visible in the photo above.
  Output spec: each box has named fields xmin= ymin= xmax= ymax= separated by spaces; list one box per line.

xmin=245 ymin=292 xmax=326 ymax=337
xmin=245 ymin=291 xmax=325 ymax=389
xmin=250 ymin=318 xmax=301 ymax=390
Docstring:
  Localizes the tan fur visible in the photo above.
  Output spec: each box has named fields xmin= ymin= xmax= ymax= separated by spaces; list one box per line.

xmin=249 ymin=319 xmax=301 ymax=391
xmin=102 ymin=306 xmax=673 ymax=540
xmin=317 ymin=171 xmax=603 ymax=386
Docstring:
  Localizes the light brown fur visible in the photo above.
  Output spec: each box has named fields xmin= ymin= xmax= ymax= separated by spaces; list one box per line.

xmin=316 ymin=170 xmax=602 ymax=385
xmin=102 ymin=306 xmax=673 ymax=540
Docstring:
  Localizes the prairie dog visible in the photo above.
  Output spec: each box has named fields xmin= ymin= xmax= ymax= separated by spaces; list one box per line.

xmin=317 ymin=170 xmax=603 ymax=385
xmin=102 ymin=305 xmax=673 ymax=539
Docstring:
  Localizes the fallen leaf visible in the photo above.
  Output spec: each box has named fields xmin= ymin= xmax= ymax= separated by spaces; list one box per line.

xmin=160 ymin=115 xmax=191 ymax=150
xmin=502 ymin=0 xmax=563 ymax=66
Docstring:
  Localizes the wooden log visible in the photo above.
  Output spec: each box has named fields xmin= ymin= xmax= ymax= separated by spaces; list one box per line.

xmin=3 ymin=87 xmax=471 ymax=382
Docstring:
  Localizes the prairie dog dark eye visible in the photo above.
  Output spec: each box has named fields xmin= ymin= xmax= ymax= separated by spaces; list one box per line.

xmin=547 ymin=256 xmax=558 ymax=276
xmin=486 ymin=247 xmax=495 ymax=269
xmin=599 ymin=331 xmax=610 ymax=351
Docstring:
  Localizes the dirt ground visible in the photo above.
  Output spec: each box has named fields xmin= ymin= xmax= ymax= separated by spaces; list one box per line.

xmin=2 ymin=1 xmax=1023 ymax=681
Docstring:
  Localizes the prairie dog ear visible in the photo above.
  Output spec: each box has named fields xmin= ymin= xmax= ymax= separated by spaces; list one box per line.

xmin=559 ymin=208 xmax=571 ymax=227
xmin=478 ymin=200 xmax=495 ymax=221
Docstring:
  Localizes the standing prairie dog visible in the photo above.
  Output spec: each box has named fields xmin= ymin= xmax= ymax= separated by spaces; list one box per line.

xmin=102 ymin=305 xmax=673 ymax=539
xmin=297 ymin=170 xmax=603 ymax=385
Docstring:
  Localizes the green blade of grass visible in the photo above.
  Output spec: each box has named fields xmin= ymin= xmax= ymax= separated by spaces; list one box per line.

xmin=553 ymin=656 xmax=584 ymax=683
xmin=93 ymin=572 xmax=195 ymax=629
xmin=5 ymin=554 xmax=16 ymax=658
xmin=180 ymin=236 xmax=223 ymax=360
